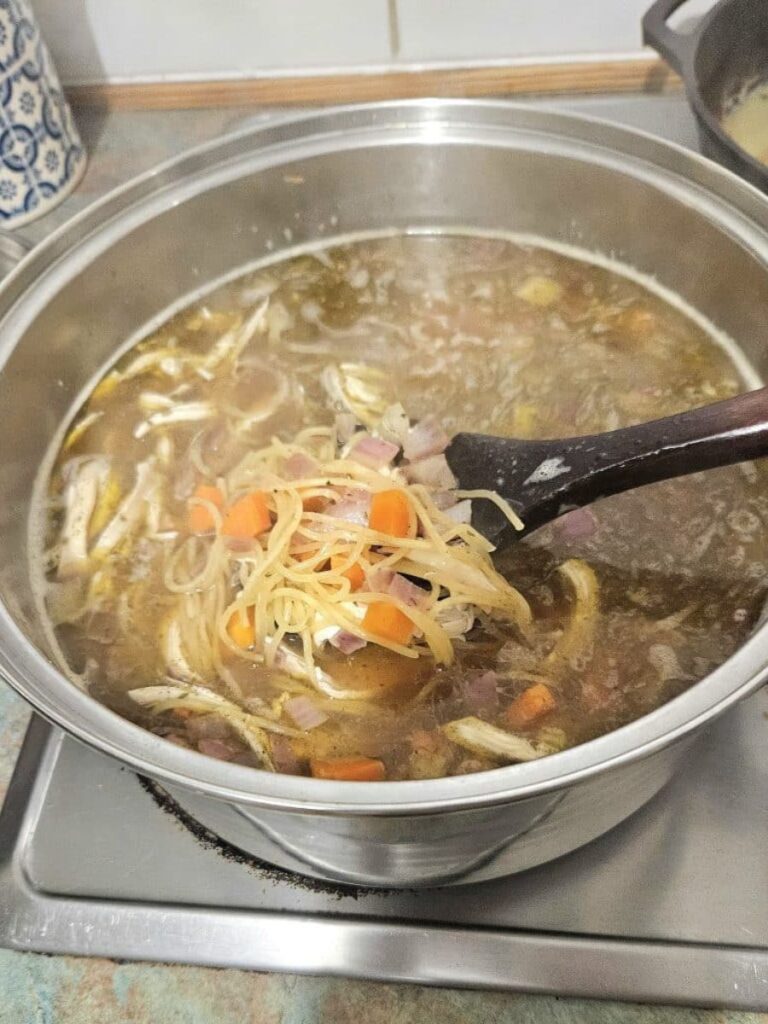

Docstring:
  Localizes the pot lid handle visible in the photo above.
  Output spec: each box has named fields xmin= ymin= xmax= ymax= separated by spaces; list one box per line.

xmin=643 ymin=0 xmax=698 ymax=75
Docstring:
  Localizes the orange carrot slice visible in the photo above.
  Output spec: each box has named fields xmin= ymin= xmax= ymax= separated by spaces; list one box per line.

xmin=187 ymin=484 xmax=224 ymax=533
xmin=330 ymin=552 xmax=366 ymax=591
xmin=310 ymin=756 xmax=386 ymax=781
xmin=362 ymin=601 xmax=414 ymax=645
xmin=505 ymin=683 xmax=557 ymax=730
xmin=227 ymin=608 xmax=254 ymax=649
xmin=221 ymin=492 xmax=271 ymax=539
xmin=369 ymin=489 xmax=411 ymax=538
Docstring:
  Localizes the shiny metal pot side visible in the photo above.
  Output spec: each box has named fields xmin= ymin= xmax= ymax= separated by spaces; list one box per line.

xmin=0 ymin=101 xmax=767 ymax=886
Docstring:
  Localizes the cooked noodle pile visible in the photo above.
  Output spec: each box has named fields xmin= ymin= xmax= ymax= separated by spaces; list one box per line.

xmin=163 ymin=411 xmax=527 ymax=701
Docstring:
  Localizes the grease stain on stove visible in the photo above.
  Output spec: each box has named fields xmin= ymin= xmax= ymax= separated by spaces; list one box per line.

xmin=135 ymin=774 xmax=398 ymax=900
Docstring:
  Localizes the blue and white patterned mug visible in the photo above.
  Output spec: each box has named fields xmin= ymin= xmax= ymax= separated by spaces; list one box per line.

xmin=0 ymin=0 xmax=86 ymax=227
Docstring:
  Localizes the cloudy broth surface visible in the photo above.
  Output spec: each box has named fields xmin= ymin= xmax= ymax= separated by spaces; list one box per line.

xmin=41 ymin=233 xmax=768 ymax=781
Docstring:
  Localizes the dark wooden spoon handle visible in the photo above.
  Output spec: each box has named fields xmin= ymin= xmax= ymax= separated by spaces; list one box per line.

xmin=447 ymin=386 xmax=768 ymax=540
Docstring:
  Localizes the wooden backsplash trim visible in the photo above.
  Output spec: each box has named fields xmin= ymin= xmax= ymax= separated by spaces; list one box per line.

xmin=68 ymin=57 xmax=681 ymax=111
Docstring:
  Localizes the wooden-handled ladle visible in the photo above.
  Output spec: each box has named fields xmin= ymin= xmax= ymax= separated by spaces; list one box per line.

xmin=444 ymin=386 xmax=768 ymax=546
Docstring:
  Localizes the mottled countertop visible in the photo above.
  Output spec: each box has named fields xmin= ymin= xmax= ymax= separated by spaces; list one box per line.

xmin=0 ymin=104 xmax=765 ymax=1024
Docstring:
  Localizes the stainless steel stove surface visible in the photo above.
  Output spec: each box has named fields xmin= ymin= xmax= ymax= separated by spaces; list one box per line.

xmin=0 ymin=692 xmax=766 ymax=1009
xmin=1 ymin=95 xmax=767 ymax=1010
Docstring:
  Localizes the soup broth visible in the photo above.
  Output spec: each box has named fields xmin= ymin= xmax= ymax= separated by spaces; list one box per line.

xmin=40 ymin=233 xmax=768 ymax=781
xmin=722 ymin=81 xmax=768 ymax=167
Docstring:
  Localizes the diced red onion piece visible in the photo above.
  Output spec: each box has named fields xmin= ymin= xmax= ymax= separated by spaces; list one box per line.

xmin=403 ymin=416 xmax=449 ymax=461
xmin=349 ymin=435 xmax=400 ymax=470
xmin=387 ymin=572 xmax=429 ymax=608
xmin=285 ymin=695 xmax=329 ymax=730
xmin=462 ymin=670 xmax=499 ymax=715
xmin=230 ymin=750 xmax=259 ymax=767
xmin=290 ymin=531 xmax=313 ymax=553
xmin=187 ymin=714 xmax=230 ymax=741
xmin=443 ymin=499 xmax=472 ymax=524
xmin=284 ymin=452 xmax=318 ymax=480
xmin=409 ymin=729 xmax=439 ymax=753
xmin=329 ymin=630 xmax=368 ymax=655
xmin=404 ymin=454 xmax=457 ymax=490
xmin=364 ymin=566 xmax=395 ymax=593
xmin=557 ymin=507 xmax=597 ymax=540
xmin=326 ymin=491 xmax=371 ymax=526
xmin=197 ymin=738 xmax=236 ymax=761
xmin=270 ymin=734 xmax=302 ymax=774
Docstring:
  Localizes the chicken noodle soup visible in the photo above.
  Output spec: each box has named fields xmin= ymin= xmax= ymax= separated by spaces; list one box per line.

xmin=39 ymin=233 xmax=768 ymax=780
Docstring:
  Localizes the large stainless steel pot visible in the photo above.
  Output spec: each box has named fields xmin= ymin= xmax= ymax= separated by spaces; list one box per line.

xmin=1 ymin=100 xmax=768 ymax=888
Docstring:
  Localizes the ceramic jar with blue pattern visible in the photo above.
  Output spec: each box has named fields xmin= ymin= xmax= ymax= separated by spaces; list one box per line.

xmin=0 ymin=0 xmax=86 ymax=227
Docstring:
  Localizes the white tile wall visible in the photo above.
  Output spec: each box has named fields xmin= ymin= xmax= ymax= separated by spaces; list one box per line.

xmin=30 ymin=0 xmax=720 ymax=85
xmin=32 ymin=0 xmax=392 ymax=83
xmin=394 ymin=0 xmax=652 ymax=62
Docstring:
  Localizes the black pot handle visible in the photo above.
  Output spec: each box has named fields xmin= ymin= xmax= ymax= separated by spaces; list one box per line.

xmin=642 ymin=0 xmax=698 ymax=74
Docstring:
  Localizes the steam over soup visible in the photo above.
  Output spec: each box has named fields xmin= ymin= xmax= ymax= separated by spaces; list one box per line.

xmin=39 ymin=233 xmax=768 ymax=781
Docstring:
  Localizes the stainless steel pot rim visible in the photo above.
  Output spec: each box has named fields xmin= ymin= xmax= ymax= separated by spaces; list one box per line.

xmin=2 ymin=98 xmax=768 ymax=815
